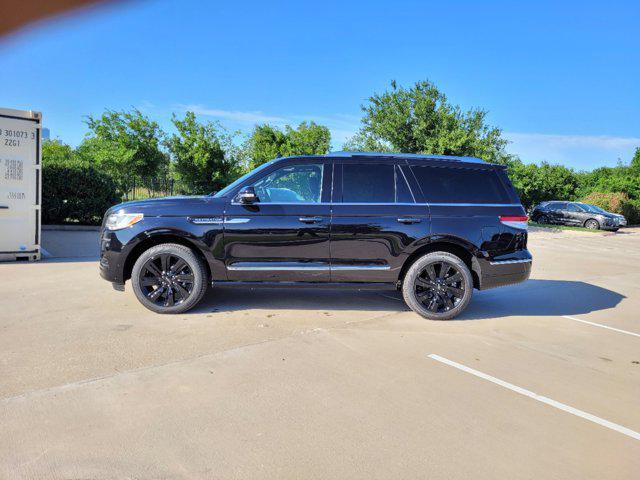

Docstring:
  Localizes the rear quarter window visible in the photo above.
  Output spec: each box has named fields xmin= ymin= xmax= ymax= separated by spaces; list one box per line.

xmin=410 ymin=165 xmax=511 ymax=204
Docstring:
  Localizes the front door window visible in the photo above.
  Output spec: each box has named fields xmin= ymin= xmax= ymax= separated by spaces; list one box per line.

xmin=250 ymin=163 xmax=323 ymax=203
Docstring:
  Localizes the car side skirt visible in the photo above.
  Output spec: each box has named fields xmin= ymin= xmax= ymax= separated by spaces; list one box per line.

xmin=213 ymin=281 xmax=396 ymax=290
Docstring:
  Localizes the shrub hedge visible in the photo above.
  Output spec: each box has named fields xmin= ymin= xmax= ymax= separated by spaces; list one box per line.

xmin=43 ymin=164 xmax=120 ymax=225
xmin=581 ymin=191 xmax=640 ymax=225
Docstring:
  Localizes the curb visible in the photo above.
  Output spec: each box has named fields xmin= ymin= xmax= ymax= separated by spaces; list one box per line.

xmin=42 ymin=225 xmax=101 ymax=232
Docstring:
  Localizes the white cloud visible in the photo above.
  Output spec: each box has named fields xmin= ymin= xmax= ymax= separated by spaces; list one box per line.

xmin=504 ymin=132 xmax=640 ymax=170
xmin=505 ymin=132 xmax=640 ymax=150
xmin=177 ymin=104 xmax=287 ymax=124
xmin=174 ymin=104 xmax=361 ymax=148
xmin=172 ymin=106 xmax=640 ymax=169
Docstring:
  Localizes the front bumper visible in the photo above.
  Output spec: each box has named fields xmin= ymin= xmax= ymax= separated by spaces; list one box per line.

xmin=99 ymin=227 xmax=131 ymax=285
xmin=604 ymin=218 xmax=626 ymax=229
xmin=477 ymin=249 xmax=532 ymax=290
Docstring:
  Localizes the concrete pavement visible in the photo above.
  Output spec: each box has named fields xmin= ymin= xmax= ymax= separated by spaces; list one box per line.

xmin=1 ymin=228 xmax=639 ymax=479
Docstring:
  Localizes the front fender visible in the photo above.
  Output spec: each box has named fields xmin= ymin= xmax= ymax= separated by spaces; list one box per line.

xmin=101 ymin=217 xmax=225 ymax=284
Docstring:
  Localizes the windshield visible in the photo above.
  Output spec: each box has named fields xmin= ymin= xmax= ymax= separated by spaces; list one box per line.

xmin=213 ymin=160 xmax=276 ymax=198
xmin=579 ymin=203 xmax=607 ymax=214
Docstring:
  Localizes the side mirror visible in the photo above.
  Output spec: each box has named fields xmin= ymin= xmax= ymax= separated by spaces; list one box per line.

xmin=237 ymin=186 xmax=258 ymax=204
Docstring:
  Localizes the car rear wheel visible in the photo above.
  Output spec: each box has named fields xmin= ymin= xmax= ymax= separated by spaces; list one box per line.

xmin=538 ymin=214 xmax=549 ymax=224
xmin=131 ymin=243 xmax=208 ymax=314
xmin=584 ymin=219 xmax=600 ymax=230
xmin=402 ymin=252 xmax=473 ymax=320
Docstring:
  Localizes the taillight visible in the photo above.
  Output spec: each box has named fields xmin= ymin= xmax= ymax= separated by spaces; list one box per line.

xmin=500 ymin=215 xmax=528 ymax=230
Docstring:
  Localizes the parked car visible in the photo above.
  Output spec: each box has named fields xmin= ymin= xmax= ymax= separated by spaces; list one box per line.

xmin=531 ymin=201 xmax=626 ymax=231
xmin=99 ymin=152 xmax=531 ymax=320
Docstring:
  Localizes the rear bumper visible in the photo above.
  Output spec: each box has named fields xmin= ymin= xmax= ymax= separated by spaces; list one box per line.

xmin=477 ymin=250 xmax=532 ymax=290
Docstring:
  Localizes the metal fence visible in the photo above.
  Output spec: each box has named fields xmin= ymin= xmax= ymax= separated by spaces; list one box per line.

xmin=122 ymin=176 xmax=177 ymax=201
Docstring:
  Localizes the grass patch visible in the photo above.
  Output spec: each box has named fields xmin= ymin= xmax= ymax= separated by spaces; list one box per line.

xmin=528 ymin=221 xmax=603 ymax=232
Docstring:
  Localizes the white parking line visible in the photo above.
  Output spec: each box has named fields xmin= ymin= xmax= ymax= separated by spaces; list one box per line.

xmin=562 ymin=315 xmax=640 ymax=338
xmin=427 ymin=354 xmax=640 ymax=441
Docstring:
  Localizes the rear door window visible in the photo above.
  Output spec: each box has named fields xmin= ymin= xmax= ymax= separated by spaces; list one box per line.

xmin=410 ymin=166 xmax=510 ymax=204
xmin=342 ymin=163 xmax=415 ymax=204
xmin=395 ymin=166 xmax=414 ymax=203
xmin=566 ymin=203 xmax=582 ymax=212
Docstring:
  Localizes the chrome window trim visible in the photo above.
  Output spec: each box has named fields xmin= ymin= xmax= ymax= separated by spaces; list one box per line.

xmin=230 ymin=201 xmax=327 ymax=206
xmin=489 ymin=259 xmax=532 ymax=265
xmin=428 ymin=203 xmax=523 ymax=207
xmin=229 ymin=202 xmax=522 ymax=206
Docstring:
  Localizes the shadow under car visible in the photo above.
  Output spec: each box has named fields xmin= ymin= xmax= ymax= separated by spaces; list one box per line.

xmin=189 ymin=279 xmax=624 ymax=320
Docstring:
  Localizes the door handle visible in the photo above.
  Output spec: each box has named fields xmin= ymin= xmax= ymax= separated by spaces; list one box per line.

xmin=397 ymin=217 xmax=421 ymax=224
xmin=0 ymin=205 xmax=8 ymax=209
xmin=299 ymin=216 xmax=323 ymax=224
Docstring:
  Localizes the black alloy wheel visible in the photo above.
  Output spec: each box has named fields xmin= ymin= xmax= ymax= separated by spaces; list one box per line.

xmin=538 ymin=214 xmax=549 ymax=224
xmin=139 ymin=253 xmax=194 ymax=307
xmin=131 ymin=243 xmax=208 ymax=314
xmin=414 ymin=261 xmax=465 ymax=314
xmin=402 ymin=251 xmax=473 ymax=320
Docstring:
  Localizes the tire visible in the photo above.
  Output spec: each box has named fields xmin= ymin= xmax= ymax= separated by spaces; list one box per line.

xmin=538 ymin=214 xmax=549 ymax=224
xmin=584 ymin=219 xmax=600 ymax=230
xmin=131 ymin=243 xmax=208 ymax=314
xmin=402 ymin=252 xmax=473 ymax=320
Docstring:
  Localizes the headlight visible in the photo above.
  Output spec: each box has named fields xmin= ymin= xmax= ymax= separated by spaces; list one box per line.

xmin=105 ymin=212 xmax=144 ymax=230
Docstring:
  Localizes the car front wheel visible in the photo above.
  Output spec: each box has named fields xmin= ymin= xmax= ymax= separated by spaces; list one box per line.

xmin=402 ymin=252 xmax=473 ymax=320
xmin=131 ymin=243 xmax=209 ymax=314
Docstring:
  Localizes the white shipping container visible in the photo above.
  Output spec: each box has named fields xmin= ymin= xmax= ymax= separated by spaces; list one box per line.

xmin=0 ymin=107 xmax=41 ymax=261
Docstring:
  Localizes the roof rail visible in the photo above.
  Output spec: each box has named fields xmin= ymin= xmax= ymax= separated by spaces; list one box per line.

xmin=327 ymin=151 xmax=486 ymax=164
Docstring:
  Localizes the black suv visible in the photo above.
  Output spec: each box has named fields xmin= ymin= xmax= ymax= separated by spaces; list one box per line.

xmin=531 ymin=201 xmax=626 ymax=231
xmin=100 ymin=152 xmax=531 ymax=320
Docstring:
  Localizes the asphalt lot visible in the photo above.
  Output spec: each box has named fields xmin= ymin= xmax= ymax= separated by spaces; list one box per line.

xmin=1 ymin=227 xmax=639 ymax=479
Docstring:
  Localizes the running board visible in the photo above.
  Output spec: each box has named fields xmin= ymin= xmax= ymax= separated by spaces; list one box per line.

xmin=212 ymin=281 xmax=396 ymax=290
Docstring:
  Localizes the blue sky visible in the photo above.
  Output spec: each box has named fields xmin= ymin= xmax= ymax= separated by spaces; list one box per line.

xmin=1 ymin=0 xmax=638 ymax=170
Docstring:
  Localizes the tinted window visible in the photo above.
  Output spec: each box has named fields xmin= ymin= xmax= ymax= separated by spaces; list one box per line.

xmin=342 ymin=164 xmax=395 ymax=203
xmin=251 ymin=163 xmax=323 ymax=203
xmin=395 ymin=166 xmax=414 ymax=203
xmin=566 ymin=203 xmax=582 ymax=212
xmin=410 ymin=166 xmax=510 ymax=204
xmin=555 ymin=202 xmax=568 ymax=210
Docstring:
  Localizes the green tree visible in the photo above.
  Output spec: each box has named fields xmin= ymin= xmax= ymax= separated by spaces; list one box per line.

xmin=246 ymin=124 xmax=287 ymax=168
xmin=344 ymin=80 xmax=509 ymax=163
xmin=166 ymin=112 xmax=243 ymax=194
xmin=577 ymin=164 xmax=640 ymax=201
xmin=505 ymin=158 xmax=580 ymax=209
xmin=630 ymin=147 xmax=640 ymax=172
xmin=42 ymin=139 xmax=120 ymax=224
xmin=78 ymin=109 xmax=168 ymax=191
xmin=42 ymin=139 xmax=81 ymax=166
xmin=246 ymin=121 xmax=331 ymax=168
